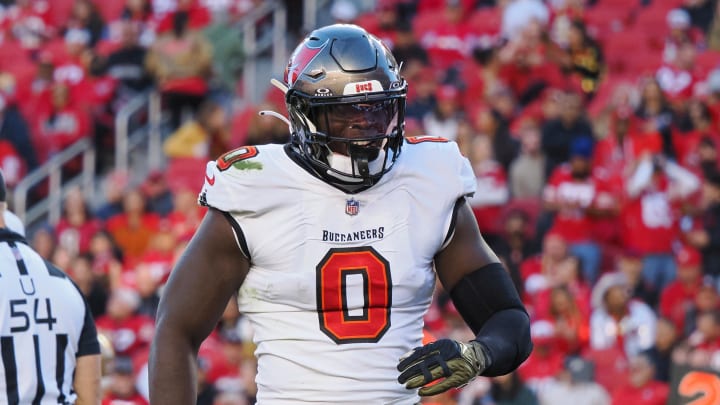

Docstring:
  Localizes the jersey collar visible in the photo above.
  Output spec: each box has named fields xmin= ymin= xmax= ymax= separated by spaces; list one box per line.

xmin=0 ymin=227 xmax=28 ymax=245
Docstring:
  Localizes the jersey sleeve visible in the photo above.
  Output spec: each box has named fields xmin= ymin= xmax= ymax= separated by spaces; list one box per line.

xmin=403 ymin=138 xmax=477 ymax=249
xmin=198 ymin=146 xmax=266 ymax=214
xmin=198 ymin=146 xmax=270 ymax=259
xmin=405 ymin=138 xmax=476 ymax=198
xmin=76 ymin=302 xmax=100 ymax=357
xmin=458 ymin=149 xmax=476 ymax=198
xmin=68 ymin=277 xmax=100 ymax=357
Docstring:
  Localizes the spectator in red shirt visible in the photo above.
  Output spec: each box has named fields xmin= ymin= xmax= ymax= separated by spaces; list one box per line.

xmin=593 ymin=111 xmax=642 ymax=181
xmin=145 ymin=9 xmax=213 ymax=130
xmin=663 ymin=8 xmax=705 ymax=66
xmin=517 ymin=320 xmax=566 ymax=391
xmin=416 ymin=0 xmax=474 ymax=71
xmin=2 ymin=0 xmax=54 ymax=50
xmin=34 ymin=82 xmax=90 ymax=161
xmin=532 ymin=255 xmax=592 ymax=318
xmin=543 ymin=137 xmax=614 ymax=283
xmin=0 ymin=139 xmax=25 ymax=188
xmin=96 ymin=288 xmax=155 ymax=359
xmin=659 ymin=245 xmax=704 ymax=334
xmin=673 ymin=100 xmax=719 ymax=175
xmin=52 ymin=28 xmax=93 ymax=90
xmin=521 ymin=231 xmax=570 ymax=306
xmin=677 ymin=309 xmax=720 ymax=371
xmin=610 ymin=354 xmax=669 ymax=405
xmin=167 ymin=186 xmax=205 ymax=242
xmin=155 ymin=0 xmax=211 ymax=35
xmin=547 ymin=285 xmax=590 ymax=355
xmin=55 ymin=186 xmax=103 ymax=256
xmin=461 ymin=42 xmax=504 ymax=110
xmin=135 ymin=221 xmax=177 ymax=288
xmin=656 ymin=39 xmax=699 ymax=106
xmin=623 ymin=154 xmax=701 ymax=292
xmin=88 ymin=229 xmax=124 ymax=283
xmin=467 ymin=135 xmax=509 ymax=242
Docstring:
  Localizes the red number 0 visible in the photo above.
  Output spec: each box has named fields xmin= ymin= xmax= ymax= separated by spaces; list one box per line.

xmin=316 ymin=247 xmax=392 ymax=344
xmin=678 ymin=371 xmax=720 ymax=405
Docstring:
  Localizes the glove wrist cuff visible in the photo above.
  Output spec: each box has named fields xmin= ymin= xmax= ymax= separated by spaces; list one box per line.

xmin=468 ymin=341 xmax=490 ymax=376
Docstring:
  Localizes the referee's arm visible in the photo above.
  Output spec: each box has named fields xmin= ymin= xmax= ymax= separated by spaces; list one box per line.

xmin=74 ymin=355 xmax=101 ymax=405
xmin=73 ymin=281 xmax=102 ymax=405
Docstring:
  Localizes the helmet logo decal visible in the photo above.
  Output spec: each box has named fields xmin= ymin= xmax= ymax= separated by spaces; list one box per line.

xmin=315 ymin=88 xmax=333 ymax=97
xmin=343 ymin=80 xmax=384 ymax=95
xmin=285 ymin=39 xmax=328 ymax=87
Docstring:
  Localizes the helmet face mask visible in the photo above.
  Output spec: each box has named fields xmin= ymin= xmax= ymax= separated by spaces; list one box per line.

xmin=283 ymin=24 xmax=407 ymax=189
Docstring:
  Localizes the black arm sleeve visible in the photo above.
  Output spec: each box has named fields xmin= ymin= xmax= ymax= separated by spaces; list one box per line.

xmin=449 ymin=262 xmax=533 ymax=376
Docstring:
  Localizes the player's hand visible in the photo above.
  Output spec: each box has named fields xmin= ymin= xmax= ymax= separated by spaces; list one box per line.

xmin=397 ymin=339 xmax=488 ymax=396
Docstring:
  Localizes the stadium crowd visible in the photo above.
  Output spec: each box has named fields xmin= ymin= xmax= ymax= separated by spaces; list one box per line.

xmin=2 ymin=0 xmax=720 ymax=404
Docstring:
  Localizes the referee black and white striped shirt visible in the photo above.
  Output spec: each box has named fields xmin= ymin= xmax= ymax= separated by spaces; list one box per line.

xmin=0 ymin=227 xmax=101 ymax=404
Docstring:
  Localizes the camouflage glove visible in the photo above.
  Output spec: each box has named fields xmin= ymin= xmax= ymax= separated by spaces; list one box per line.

xmin=397 ymin=339 xmax=488 ymax=396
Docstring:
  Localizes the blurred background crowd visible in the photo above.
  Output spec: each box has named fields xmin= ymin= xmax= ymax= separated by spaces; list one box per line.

xmin=2 ymin=0 xmax=720 ymax=404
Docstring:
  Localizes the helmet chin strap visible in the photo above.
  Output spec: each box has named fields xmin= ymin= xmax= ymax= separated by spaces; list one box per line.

xmin=347 ymin=143 xmax=373 ymax=183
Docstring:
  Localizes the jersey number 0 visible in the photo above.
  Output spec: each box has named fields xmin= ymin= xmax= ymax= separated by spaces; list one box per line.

xmin=316 ymin=247 xmax=392 ymax=344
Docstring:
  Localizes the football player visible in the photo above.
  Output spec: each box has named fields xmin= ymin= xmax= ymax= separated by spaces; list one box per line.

xmin=150 ymin=24 xmax=532 ymax=404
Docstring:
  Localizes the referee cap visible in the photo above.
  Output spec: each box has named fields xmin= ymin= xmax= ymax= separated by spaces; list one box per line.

xmin=0 ymin=169 xmax=6 ymax=202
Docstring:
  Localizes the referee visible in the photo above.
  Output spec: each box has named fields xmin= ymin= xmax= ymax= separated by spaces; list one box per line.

xmin=0 ymin=170 xmax=102 ymax=404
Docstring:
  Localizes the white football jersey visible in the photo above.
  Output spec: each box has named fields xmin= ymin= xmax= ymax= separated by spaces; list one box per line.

xmin=199 ymin=138 xmax=476 ymax=405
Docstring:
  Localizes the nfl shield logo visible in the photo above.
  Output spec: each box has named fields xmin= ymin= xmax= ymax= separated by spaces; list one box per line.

xmin=345 ymin=199 xmax=359 ymax=216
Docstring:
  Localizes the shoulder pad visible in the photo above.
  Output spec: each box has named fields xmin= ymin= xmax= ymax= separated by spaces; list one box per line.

xmin=402 ymin=137 xmax=476 ymax=198
xmin=198 ymin=145 xmax=270 ymax=213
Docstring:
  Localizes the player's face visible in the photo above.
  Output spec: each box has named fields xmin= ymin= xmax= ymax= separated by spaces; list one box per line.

xmin=315 ymin=100 xmax=395 ymax=156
